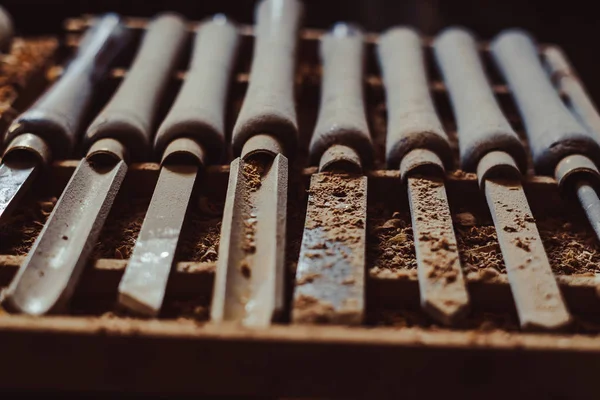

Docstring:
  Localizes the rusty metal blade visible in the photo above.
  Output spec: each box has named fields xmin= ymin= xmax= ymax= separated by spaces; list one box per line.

xmin=118 ymin=164 xmax=198 ymax=316
xmin=2 ymin=158 xmax=128 ymax=315
xmin=210 ymin=154 xmax=288 ymax=327
xmin=407 ymin=176 xmax=469 ymax=325
xmin=0 ymin=160 xmax=38 ymax=224
xmin=485 ymin=178 xmax=572 ymax=330
xmin=292 ymin=172 xmax=367 ymax=325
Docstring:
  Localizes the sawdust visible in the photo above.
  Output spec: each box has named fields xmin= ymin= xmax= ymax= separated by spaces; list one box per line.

xmin=92 ymin=197 xmax=149 ymax=260
xmin=0 ymin=38 xmax=57 ymax=116
xmin=176 ymin=196 xmax=223 ymax=262
xmin=537 ymin=215 xmax=600 ymax=275
xmin=242 ymin=159 xmax=263 ymax=192
xmin=367 ymin=202 xmax=416 ymax=275
xmin=293 ymin=294 xmax=336 ymax=323
xmin=0 ymin=196 xmax=56 ymax=255
xmin=454 ymin=210 xmax=505 ymax=275
xmin=371 ymin=309 xmax=520 ymax=331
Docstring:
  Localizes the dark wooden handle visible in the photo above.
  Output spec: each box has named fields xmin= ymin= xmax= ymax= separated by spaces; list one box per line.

xmin=4 ymin=13 xmax=130 ymax=160
xmin=491 ymin=29 xmax=600 ymax=175
xmin=434 ymin=27 xmax=527 ymax=172
xmin=231 ymin=0 xmax=303 ymax=158
xmin=308 ymin=23 xmax=373 ymax=167
xmin=155 ymin=15 xmax=239 ymax=165
xmin=378 ymin=27 xmax=453 ymax=170
xmin=84 ymin=13 xmax=188 ymax=161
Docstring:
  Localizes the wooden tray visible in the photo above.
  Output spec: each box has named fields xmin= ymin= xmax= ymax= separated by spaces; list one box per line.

xmin=0 ymin=15 xmax=599 ymax=399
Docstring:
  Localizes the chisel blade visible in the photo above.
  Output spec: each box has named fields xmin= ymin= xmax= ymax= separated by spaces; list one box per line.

xmin=211 ymin=154 xmax=288 ymax=327
xmin=575 ymin=181 xmax=600 ymax=242
xmin=118 ymin=164 xmax=198 ymax=316
xmin=407 ymin=175 xmax=469 ymax=325
xmin=0 ymin=159 xmax=38 ymax=225
xmin=2 ymin=157 xmax=127 ymax=315
xmin=292 ymin=172 xmax=367 ymax=325
xmin=485 ymin=178 xmax=572 ymax=330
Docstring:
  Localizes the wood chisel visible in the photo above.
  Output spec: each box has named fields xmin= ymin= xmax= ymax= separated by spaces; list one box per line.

xmin=2 ymin=13 xmax=188 ymax=315
xmin=118 ymin=15 xmax=240 ymax=317
xmin=291 ymin=23 xmax=372 ymax=325
xmin=0 ymin=14 xmax=130 ymax=224
xmin=377 ymin=27 xmax=469 ymax=325
xmin=210 ymin=0 xmax=303 ymax=327
xmin=434 ymin=28 xmax=572 ymax=330
xmin=492 ymin=32 xmax=600 ymax=242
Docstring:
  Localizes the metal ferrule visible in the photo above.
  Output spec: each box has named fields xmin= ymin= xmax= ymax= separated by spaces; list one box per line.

xmin=86 ymin=137 xmax=128 ymax=164
xmin=399 ymin=148 xmax=445 ymax=182
xmin=241 ymin=133 xmax=284 ymax=160
xmin=319 ymin=144 xmax=362 ymax=173
xmin=476 ymin=151 xmax=522 ymax=190
xmin=2 ymin=133 xmax=52 ymax=166
xmin=554 ymin=153 xmax=600 ymax=194
xmin=161 ymin=137 xmax=206 ymax=166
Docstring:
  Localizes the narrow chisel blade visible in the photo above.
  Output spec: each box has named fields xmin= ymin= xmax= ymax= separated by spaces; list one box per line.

xmin=211 ymin=154 xmax=288 ymax=327
xmin=292 ymin=172 xmax=367 ymax=325
xmin=118 ymin=164 xmax=198 ymax=316
xmin=0 ymin=160 xmax=38 ymax=224
xmin=407 ymin=175 xmax=469 ymax=325
xmin=2 ymin=157 xmax=128 ymax=315
xmin=575 ymin=181 xmax=600 ymax=242
xmin=485 ymin=178 xmax=572 ymax=330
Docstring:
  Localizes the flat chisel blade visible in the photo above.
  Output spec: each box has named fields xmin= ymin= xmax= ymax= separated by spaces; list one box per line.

xmin=407 ymin=175 xmax=469 ymax=325
xmin=118 ymin=164 xmax=198 ymax=316
xmin=211 ymin=154 xmax=288 ymax=327
xmin=0 ymin=160 xmax=38 ymax=224
xmin=2 ymin=158 xmax=128 ymax=315
xmin=485 ymin=178 xmax=572 ymax=330
xmin=292 ymin=172 xmax=367 ymax=325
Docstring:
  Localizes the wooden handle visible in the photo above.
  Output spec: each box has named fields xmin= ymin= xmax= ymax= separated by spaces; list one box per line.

xmin=84 ymin=13 xmax=188 ymax=161
xmin=155 ymin=15 xmax=239 ymax=165
xmin=491 ymin=29 xmax=600 ymax=175
xmin=433 ymin=27 xmax=527 ymax=172
xmin=378 ymin=27 xmax=453 ymax=170
xmin=308 ymin=23 xmax=372 ymax=167
xmin=231 ymin=0 xmax=303 ymax=157
xmin=4 ymin=13 xmax=130 ymax=160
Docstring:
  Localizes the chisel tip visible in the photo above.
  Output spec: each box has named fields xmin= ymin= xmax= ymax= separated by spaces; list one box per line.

xmin=118 ymin=291 xmax=160 ymax=317
xmin=422 ymin=297 xmax=470 ymax=326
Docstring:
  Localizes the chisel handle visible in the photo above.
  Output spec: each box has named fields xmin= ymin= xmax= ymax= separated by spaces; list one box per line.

xmin=4 ymin=13 xmax=130 ymax=160
xmin=309 ymin=23 xmax=373 ymax=167
xmin=84 ymin=13 xmax=188 ymax=161
xmin=155 ymin=15 xmax=239 ymax=165
xmin=491 ymin=30 xmax=600 ymax=175
xmin=231 ymin=0 xmax=303 ymax=158
xmin=378 ymin=27 xmax=453 ymax=171
xmin=433 ymin=27 xmax=527 ymax=173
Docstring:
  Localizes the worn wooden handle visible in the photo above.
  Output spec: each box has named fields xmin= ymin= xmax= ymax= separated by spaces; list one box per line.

xmin=155 ymin=15 xmax=239 ymax=164
xmin=378 ymin=27 xmax=453 ymax=170
xmin=491 ymin=29 xmax=600 ymax=175
xmin=231 ymin=0 xmax=303 ymax=158
xmin=4 ymin=13 xmax=130 ymax=160
xmin=433 ymin=27 xmax=527 ymax=172
xmin=84 ymin=13 xmax=188 ymax=161
xmin=308 ymin=23 xmax=372 ymax=166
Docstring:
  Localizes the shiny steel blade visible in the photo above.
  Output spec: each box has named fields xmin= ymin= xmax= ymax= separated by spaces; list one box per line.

xmin=575 ymin=180 xmax=600 ymax=242
xmin=118 ymin=164 xmax=198 ymax=316
xmin=485 ymin=178 xmax=572 ymax=330
xmin=408 ymin=175 xmax=470 ymax=325
xmin=0 ymin=160 xmax=39 ymax=224
xmin=2 ymin=157 xmax=128 ymax=315
xmin=292 ymin=172 xmax=367 ymax=325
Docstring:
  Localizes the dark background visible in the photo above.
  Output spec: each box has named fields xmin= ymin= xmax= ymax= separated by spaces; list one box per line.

xmin=3 ymin=0 xmax=600 ymax=98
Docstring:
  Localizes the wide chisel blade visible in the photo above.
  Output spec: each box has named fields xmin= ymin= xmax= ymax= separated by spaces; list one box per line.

xmin=118 ymin=164 xmax=198 ymax=316
xmin=407 ymin=175 xmax=469 ymax=325
xmin=211 ymin=153 xmax=288 ymax=327
xmin=485 ymin=178 xmax=572 ymax=330
xmin=2 ymin=157 xmax=127 ymax=314
xmin=0 ymin=159 xmax=38 ymax=224
xmin=292 ymin=171 xmax=367 ymax=325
